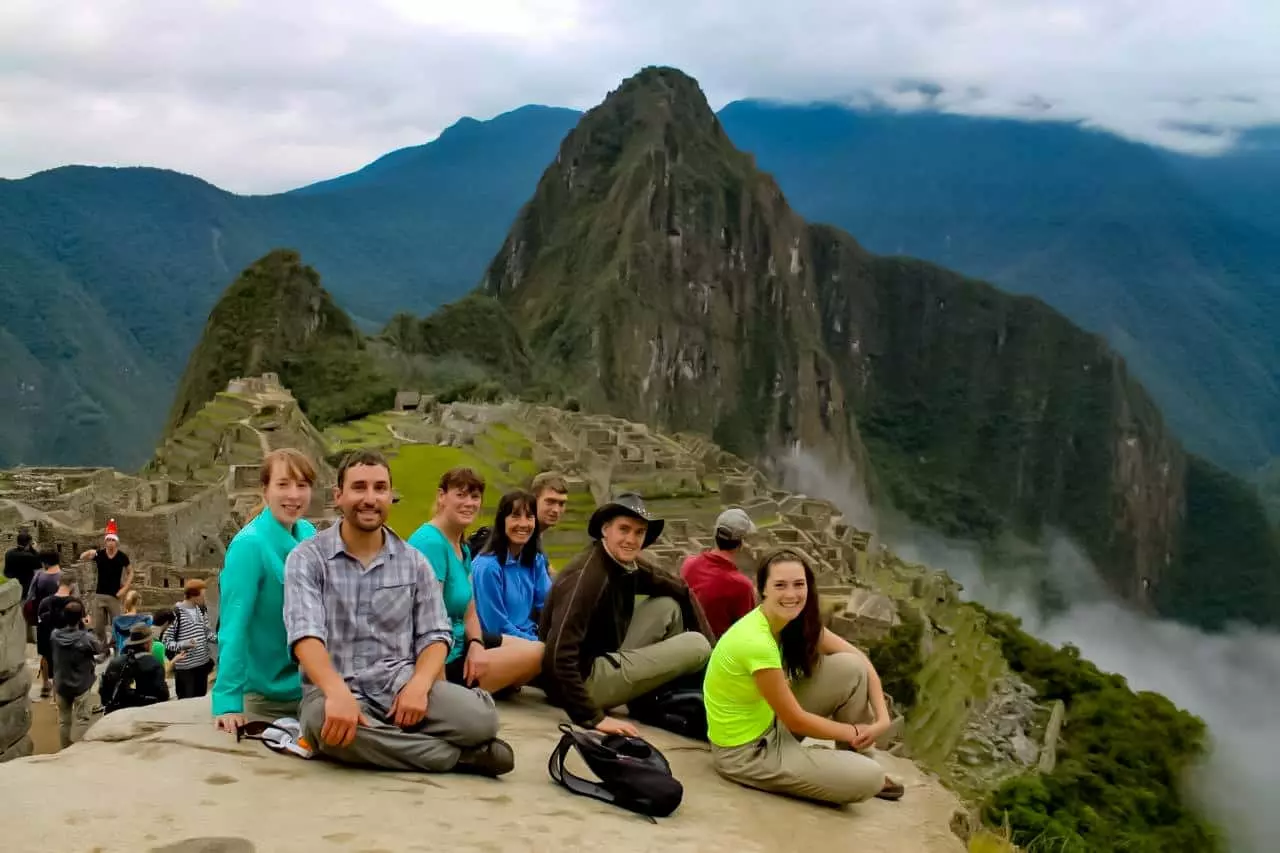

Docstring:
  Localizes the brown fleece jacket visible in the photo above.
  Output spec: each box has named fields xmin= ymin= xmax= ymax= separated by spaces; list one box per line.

xmin=538 ymin=542 xmax=712 ymax=727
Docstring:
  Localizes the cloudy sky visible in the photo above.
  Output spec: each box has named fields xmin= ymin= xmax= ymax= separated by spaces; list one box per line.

xmin=2 ymin=0 xmax=1277 ymax=193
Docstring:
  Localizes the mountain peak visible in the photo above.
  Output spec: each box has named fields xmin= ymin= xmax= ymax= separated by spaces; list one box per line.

xmin=165 ymin=249 xmax=394 ymax=434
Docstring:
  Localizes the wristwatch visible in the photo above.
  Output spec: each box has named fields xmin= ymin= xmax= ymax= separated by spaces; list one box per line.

xmin=467 ymin=637 xmax=485 ymax=649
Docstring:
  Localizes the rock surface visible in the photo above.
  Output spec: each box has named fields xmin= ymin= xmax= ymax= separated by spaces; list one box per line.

xmin=0 ymin=580 xmax=32 ymax=762
xmin=3 ymin=694 xmax=967 ymax=852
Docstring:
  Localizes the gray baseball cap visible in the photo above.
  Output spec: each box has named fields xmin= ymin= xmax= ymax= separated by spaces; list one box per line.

xmin=715 ymin=508 xmax=756 ymax=539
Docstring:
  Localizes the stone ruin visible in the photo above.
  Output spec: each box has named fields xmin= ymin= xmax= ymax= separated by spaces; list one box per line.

xmin=1 ymin=375 xmax=335 ymax=614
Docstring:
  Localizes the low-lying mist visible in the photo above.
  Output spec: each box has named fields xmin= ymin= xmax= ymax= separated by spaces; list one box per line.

xmin=777 ymin=448 xmax=1280 ymax=853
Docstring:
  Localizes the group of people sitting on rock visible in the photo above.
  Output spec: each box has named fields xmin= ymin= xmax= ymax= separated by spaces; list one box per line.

xmin=38 ymin=443 xmax=901 ymax=806
xmin=205 ymin=445 xmax=904 ymax=805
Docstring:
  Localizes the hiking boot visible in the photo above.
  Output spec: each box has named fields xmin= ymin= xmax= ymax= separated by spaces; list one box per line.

xmin=876 ymin=777 xmax=905 ymax=801
xmin=455 ymin=738 xmax=515 ymax=777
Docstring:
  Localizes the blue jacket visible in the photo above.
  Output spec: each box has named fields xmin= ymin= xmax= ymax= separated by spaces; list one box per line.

xmin=472 ymin=550 xmax=551 ymax=641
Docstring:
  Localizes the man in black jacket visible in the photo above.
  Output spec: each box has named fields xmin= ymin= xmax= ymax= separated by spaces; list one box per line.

xmin=100 ymin=623 xmax=169 ymax=714
xmin=539 ymin=493 xmax=712 ymax=736
xmin=3 ymin=530 xmax=40 ymax=599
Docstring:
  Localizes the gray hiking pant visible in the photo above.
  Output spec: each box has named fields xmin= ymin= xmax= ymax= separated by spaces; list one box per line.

xmin=711 ymin=652 xmax=886 ymax=805
xmin=56 ymin=690 xmax=94 ymax=749
xmin=586 ymin=597 xmax=712 ymax=710
xmin=299 ymin=681 xmax=499 ymax=772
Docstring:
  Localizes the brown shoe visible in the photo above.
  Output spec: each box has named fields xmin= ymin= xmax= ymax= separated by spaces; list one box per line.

xmin=455 ymin=738 xmax=515 ymax=777
xmin=876 ymin=777 xmax=905 ymax=801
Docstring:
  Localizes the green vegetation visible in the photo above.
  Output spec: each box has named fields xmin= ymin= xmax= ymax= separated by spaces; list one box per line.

xmin=980 ymin=607 xmax=1219 ymax=853
xmin=381 ymin=426 xmax=538 ymax=536
xmin=165 ymin=249 xmax=396 ymax=437
xmin=1156 ymin=456 xmax=1280 ymax=630
xmin=865 ymin=604 xmax=924 ymax=712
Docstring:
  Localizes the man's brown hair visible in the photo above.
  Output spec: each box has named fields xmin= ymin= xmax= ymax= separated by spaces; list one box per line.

xmin=531 ymin=471 xmax=569 ymax=496
xmin=438 ymin=467 xmax=485 ymax=497
xmin=337 ymin=449 xmax=392 ymax=489
xmin=261 ymin=448 xmax=318 ymax=488
xmin=183 ymin=578 xmax=206 ymax=600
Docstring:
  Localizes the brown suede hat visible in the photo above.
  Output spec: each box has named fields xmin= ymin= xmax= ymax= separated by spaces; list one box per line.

xmin=587 ymin=492 xmax=665 ymax=549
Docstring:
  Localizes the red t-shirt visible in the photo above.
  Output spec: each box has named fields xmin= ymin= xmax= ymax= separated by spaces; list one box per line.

xmin=680 ymin=551 xmax=757 ymax=639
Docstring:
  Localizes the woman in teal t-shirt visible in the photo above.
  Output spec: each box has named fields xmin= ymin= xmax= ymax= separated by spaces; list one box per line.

xmin=407 ymin=467 xmax=542 ymax=695
xmin=703 ymin=548 xmax=903 ymax=805
xmin=212 ymin=449 xmax=318 ymax=733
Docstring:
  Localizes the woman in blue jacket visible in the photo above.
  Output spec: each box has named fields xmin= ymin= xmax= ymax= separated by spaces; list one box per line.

xmin=472 ymin=490 xmax=552 ymax=642
xmin=212 ymin=448 xmax=318 ymax=733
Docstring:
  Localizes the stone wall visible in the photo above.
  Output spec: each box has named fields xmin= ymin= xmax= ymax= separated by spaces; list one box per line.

xmin=0 ymin=581 xmax=32 ymax=762
xmin=95 ymin=485 xmax=230 ymax=567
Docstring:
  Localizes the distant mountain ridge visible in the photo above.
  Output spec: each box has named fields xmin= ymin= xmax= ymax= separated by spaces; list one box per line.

xmin=0 ymin=87 xmax=1276 ymax=485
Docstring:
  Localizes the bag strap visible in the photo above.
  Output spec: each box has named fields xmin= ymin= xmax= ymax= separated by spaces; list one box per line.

xmin=107 ymin=655 xmax=136 ymax=708
xmin=548 ymin=723 xmax=660 ymax=822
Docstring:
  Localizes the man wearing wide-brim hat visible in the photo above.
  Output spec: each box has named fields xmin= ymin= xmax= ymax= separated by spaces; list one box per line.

xmin=539 ymin=492 xmax=712 ymax=736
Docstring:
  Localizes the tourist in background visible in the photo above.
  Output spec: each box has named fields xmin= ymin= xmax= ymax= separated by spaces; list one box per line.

xmin=472 ymin=490 xmax=552 ymax=642
xmin=79 ymin=519 xmax=132 ymax=653
xmin=213 ymin=448 xmax=318 ymax=732
xmin=409 ymin=470 xmax=543 ymax=694
xmin=539 ymin=493 xmax=712 ymax=736
xmin=4 ymin=529 xmax=41 ymax=600
xmin=30 ymin=550 xmax=65 ymax=697
xmin=111 ymin=590 xmax=152 ymax=654
xmin=100 ymin=623 xmax=169 ymax=714
xmin=703 ymin=548 xmax=903 ymax=805
xmin=681 ymin=508 xmax=759 ymax=640
xmin=162 ymin=579 xmax=216 ymax=699
xmin=286 ymin=449 xmax=512 ymax=776
xmin=50 ymin=599 xmax=102 ymax=748
xmin=532 ymin=472 xmax=569 ymax=531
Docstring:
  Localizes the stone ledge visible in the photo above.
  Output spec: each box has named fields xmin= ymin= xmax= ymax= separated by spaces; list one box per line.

xmin=4 ymin=694 xmax=968 ymax=853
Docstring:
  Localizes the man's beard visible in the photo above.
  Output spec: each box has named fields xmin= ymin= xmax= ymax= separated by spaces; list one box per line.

xmin=345 ymin=507 xmax=385 ymax=531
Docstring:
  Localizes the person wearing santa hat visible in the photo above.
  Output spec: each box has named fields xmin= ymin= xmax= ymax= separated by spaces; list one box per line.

xmin=80 ymin=519 xmax=133 ymax=654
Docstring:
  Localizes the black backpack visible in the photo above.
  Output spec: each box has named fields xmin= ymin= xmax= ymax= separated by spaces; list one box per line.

xmin=548 ymin=724 xmax=684 ymax=819
xmin=626 ymin=687 xmax=708 ymax=742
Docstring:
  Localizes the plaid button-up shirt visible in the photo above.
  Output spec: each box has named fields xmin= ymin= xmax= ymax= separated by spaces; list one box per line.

xmin=284 ymin=521 xmax=452 ymax=711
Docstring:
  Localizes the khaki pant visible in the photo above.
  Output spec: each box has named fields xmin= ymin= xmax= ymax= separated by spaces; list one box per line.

xmin=587 ymin=597 xmax=712 ymax=710
xmin=56 ymin=690 xmax=94 ymax=749
xmin=711 ymin=652 xmax=886 ymax=805
xmin=93 ymin=594 xmax=122 ymax=649
xmin=299 ymin=681 xmax=499 ymax=772
xmin=244 ymin=693 xmax=301 ymax=724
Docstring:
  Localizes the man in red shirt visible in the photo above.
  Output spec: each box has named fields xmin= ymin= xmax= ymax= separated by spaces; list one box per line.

xmin=680 ymin=508 xmax=758 ymax=640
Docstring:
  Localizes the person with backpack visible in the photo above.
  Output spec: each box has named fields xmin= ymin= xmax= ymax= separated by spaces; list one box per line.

xmin=408 ymin=470 xmax=543 ymax=695
xmin=212 ymin=449 xmax=319 ymax=733
xmin=110 ymin=590 xmax=152 ymax=654
xmin=161 ymin=579 xmax=216 ymax=699
xmin=100 ymin=623 xmax=169 ymax=714
xmin=29 ymin=550 xmax=65 ymax=697
xmin=703 ymin=548 xmax=904 ymax=805
xmin=471 ymin=490 xmax=552 ymax=642
xmin=539 ymin=493 xmax=712 ymax=736
xmin=50 ymin=599 xmax=102 ymax=748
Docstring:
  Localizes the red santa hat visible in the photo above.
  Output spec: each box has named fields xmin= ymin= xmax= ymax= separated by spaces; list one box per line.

xmin=104 ymin=518 xmax=119 ymax=541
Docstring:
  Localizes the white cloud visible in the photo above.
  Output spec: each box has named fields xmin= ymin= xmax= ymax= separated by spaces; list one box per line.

xmin=0 ymin=0 xmax=1276 ymax=192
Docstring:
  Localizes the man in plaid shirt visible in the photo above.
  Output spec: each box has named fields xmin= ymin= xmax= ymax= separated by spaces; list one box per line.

xmin=284 ymin=449 xmax=514 ymax=776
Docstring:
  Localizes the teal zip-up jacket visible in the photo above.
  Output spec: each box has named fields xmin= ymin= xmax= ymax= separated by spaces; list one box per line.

xmin=212 ymin=509 xmax=316 ymax=716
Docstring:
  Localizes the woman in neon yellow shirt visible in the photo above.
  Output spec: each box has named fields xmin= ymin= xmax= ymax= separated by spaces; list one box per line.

xmin=703 ymin=548 xmax=904 ymax=805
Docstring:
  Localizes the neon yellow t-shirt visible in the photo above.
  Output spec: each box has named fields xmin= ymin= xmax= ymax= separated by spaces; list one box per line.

xmin=704 ymin=607 xmax=783 ymax=747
